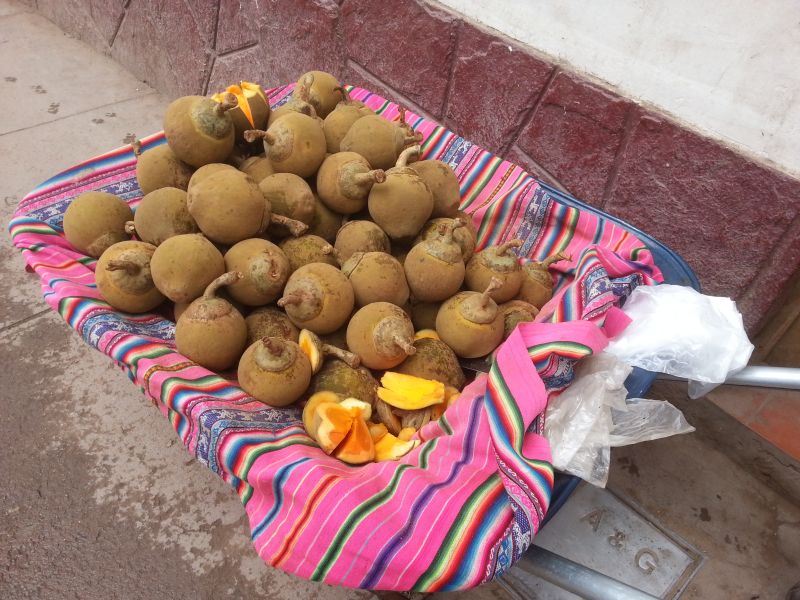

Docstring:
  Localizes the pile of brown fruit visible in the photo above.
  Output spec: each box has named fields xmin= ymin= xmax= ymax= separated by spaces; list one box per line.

xmin=62 ymin=71 xmax=568 ymax=465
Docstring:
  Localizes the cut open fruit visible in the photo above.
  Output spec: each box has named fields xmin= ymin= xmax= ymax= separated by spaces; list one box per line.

xmin=310 ymin=401 xmax=354 ymax=454
xmin=303 ymin=391 xmax=342 ymax=435
xmin=333 ymin=416 xmax=375 ymax=464
xmin=414 ymin=329 xmax=440 ymax=341
xmin=374 ymin=432 xmax=419 ymax=462
xmin=377 ymin=372 xmax=445 ymax=410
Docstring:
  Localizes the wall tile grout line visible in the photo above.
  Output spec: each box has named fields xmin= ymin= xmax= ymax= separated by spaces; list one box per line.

xmin=345 ymin=59 xmax=439 ymax=124
xmin=0 ymin=91 xmax=158 ymax=139
xmin=735 ymin=211 xmax=800 ymax=332
xmin=510 ymin=145 xmax=571 ymax=195
xmin=438 ymin=18 xmax=463 ymax=120
xmin=499 ymin=65 xmax=559 ymax=157
xmin=0 ymin=308 xmax=51 ymax=335
xmin=215 ymin=41 xmax=260 ymax=59
xmin=202 ymin=54 xmax=217 ymax=96
xmin=599 ymin=105 xmax=641 ymax=211
xmin=108 ymin=4 xmax=128 ymax=48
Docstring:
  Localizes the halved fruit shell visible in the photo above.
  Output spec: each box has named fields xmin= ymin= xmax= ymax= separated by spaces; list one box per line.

xmin=333 ymin=416 xmax=375 ymax=464
xmin=310 ymin=402 xmax=354 ymax=454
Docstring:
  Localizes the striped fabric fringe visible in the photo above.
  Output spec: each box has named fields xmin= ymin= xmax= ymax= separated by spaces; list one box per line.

xmin=8 ymin=83 xmax=662 ymax=591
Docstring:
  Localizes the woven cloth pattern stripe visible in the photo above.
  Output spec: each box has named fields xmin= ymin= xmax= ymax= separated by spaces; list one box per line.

xmin=8 ymin=83 xmax=662 ymax=591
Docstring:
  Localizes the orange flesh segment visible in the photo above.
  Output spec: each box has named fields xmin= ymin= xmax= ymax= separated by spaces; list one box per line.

xmin=303 ymin=391 xmax=340 ymax=435
xmin=224 ymin=84 xmax=255 ymax=127
xmin=298 ymin=331 xmax=322 ymax=372
xmin=398 ymin=427 xmax=416 ymax=441
xmin=368 ymin=422 xmax=388 ymax=442
xmin=311 ymin=402 xmax=354 ymax=454
xmin=333 ymin=417 xmax=375 ymax=464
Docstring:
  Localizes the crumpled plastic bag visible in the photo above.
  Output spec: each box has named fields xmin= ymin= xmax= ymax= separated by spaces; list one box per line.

xmin=544 ymin=353 xmax=694 ymax=487
xmin=604 ymin=284 xmax=754 ymax=398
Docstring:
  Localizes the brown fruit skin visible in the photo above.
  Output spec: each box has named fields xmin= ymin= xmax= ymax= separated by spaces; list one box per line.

xmin=500 ymin=300 xmax=539 ymax=339
xmin=259 ymin=173 xmax=315 ymax=238
xmin=150 ymin=234 xmax=225 ymax=303
xmin=308 ymin=358 xmax=378 ymax=405
xmin=346 ymin=302 xmax=415 ymax=370
xmin=279 ymin=235 xmax=337 ymax=273
xmin=465 ymin=246 xmax=523 ymax=304
xmin=409 ymin=160 xmax=460 ymax=218
xmin=63 ymin=192 xmax=133 ymax=258
xmin=323 ymin=107 xmax=366 ymax=154
xmin=403 ymin=244 xmax=465 ymax=303
xmin=163 ymin=96 xmax=235 ymax=167
xmin=410 ymin=300 xmax=441 ymax=331
xmin=316 ymin=152 xmax=381 ymax=214
xmin=132 ymin=187 xmax=199 ymax=246
xmin=436 ymin=292 xmax=504 ymax=358
xmin=264 ymin=112 xmax=327 ymax=178
xmin=281 ymin=263 xmax=354 ymax=334
xmin=416 ymin=218 xmax=476 ymax=262
xmin=238 ymin=339 xmax=311 ymax=406
xmin=135 ymin=144 xmax=193 ymax=194
xmin=245 ymin=307 xmax=300 ymax=346
xmin=238 ymin=156 xmax=275 ymax=183
xmin=96 ymin=241 xmax=164 ymax=313
xmin=343 ymin=252 xmax=409 ymax=307
xmin=465 ymin=262 xmax=522 ymax=304
xmin=334 ymin=220 xmax=391 ymax=263
xmin=224 ymin=239 xmax=289 ymax=306
xmin=187 ymin=163 xmax=238 ymax=194
xmin=340 ymin=115 xmax=408 ymax=170
xmin=176 ymin=295 xmax=247 ymax=372
xmin=368 ymin=169 xmax=433 ymax=240
xmin=188 ymin=170 xmax=268 ymax=244
xmin=395 ymin=337 xmax=466 ymax=390
xmin=518 ymin=263 xmax=559 ymax=309
xmin=300 ymin=70 xmax=343 ymax=118
xmin=307 ymin=194 xmax=343 ymax=243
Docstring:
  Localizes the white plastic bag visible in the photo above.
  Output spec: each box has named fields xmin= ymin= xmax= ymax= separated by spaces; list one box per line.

xmin=605 ymin=284 xmax=753 ymax=398
xmin=544 ymin=353 xmax=694 ymax=487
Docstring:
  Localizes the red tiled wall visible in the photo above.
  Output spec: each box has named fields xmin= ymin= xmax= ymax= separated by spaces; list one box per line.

xmin=28 ymin=0 xmax=800 ymax=334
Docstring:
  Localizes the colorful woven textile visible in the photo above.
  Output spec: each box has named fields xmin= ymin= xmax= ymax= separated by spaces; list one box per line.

xmin=8 ymin=84 xmax=662 ymax=591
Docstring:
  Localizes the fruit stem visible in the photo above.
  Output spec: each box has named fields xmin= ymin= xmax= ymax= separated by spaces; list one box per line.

xmin=277 ymin=291 xmax=307 ymax=307
xmin=497 ymin=239 xmax=523 ymax=256
xmin=203 ymin=271 xmax=242 ymax=300
xmin=437 ymin=217 xmax=464 ymax=242
xmin=243 ymin=129 xmax=275 ymax=145
xmin=481 ymin=278 xmax=504 ymax=308
xmin=321 ymin=243 xmax=334 ymax=255
xmin=323 ymin=344 xmax=361 ymax=368
xmin=215 ymin=92 xmax=238 ymax=115
xmin=398 ymin=106 xmax=410 ymax=130
xmin=393 ymin=335 xmax=417 ymax=356
xmin=124 ymin=221 xmax=136 ymax=236
xmin=352 ymin=169 xmax=386 ymax=186
xmin=403 ymin=132 xmax=424 ymax=147
xmin=270 ymin=213 xmax=309 ymax=237
xmin=396 ymin=145 xmax=421 ymax=169
xmin=261 ymin=336 xmax=285 ymax=356
xmin=106 ymin=260 xmax=140 ymax=275
xmin=540 ymin=251 xmax=571 ymax=269
xmin=130 ymin=139 xmax=142 ymax=157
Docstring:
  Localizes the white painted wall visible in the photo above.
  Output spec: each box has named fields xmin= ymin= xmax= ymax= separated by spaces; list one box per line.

xmin=440 ymin=0 xmax=800 ymax=176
